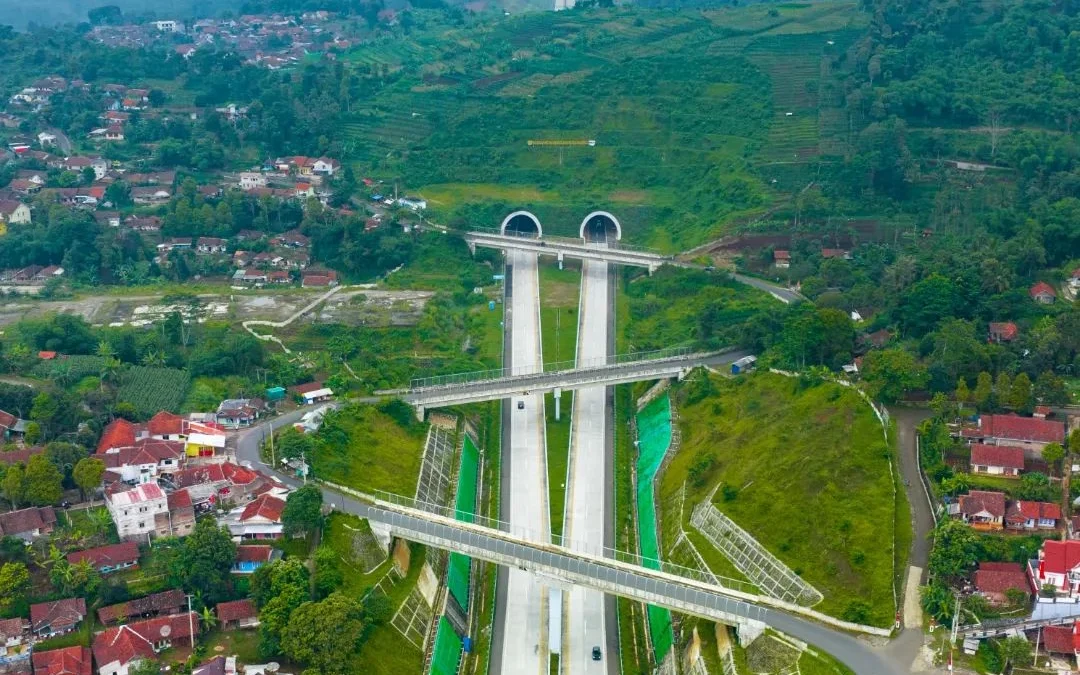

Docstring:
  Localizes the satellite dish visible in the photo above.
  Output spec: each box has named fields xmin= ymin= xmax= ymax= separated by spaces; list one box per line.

xmin=159 ymin=624 xmax=172 ymax=638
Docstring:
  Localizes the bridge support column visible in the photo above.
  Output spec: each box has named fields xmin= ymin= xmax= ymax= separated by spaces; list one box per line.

xmin=648 ymin=264 xmax=658 ymax=276
xmin=736 ymin=619 xmax=767 ymax=646
xmin=557 ymin=251 xmax=564 ymax=270
xmin=415 ymin=405 xmax=425 ymax=422
xmin=467 ymin=241 xmax=476 ymax=256
xmin=554 ymin=388 xmax=562 ymax=421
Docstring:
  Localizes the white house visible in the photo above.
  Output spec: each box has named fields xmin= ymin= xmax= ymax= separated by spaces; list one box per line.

xmin=397 ymin=196 xmax=427 ymax=211
xmin=1031 ymin=539 xmax=1080 ymax=600
xmin=219 ymin=493 xmax=286 ymax=540
xmin=0 ymin=200 xmax=32 ymax=225
xmin=239 ymin=172 xmax=267 ymax=190
xmin=153 ymin=20 xmax=180 ymax=32
xmin=101 ymin=440 xmax=185 ymax=484
xmin=312 ymin=157 xmax=340 ymax=176
xmin=107 ymin=483 xmax=168 ymax=541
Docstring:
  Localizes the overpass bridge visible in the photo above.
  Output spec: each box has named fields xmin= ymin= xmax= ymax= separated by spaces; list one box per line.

xmin=318 ymin=486 xmax=899 ymax=675
xmin=464 ymin=230 xmax=675 ymax=273
xmin=379 ymin=349 xmax=747 ymax=416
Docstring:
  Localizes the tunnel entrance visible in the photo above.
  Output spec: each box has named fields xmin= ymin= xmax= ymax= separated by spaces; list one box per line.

xmin=579 ymin=211 xmax=622 ymax=243
xmin=500 ymin=211 xmax=543 ymax=238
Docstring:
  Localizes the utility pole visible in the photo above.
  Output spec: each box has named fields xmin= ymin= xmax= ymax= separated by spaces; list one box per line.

xmin=269 ymin=427 xmax=275 ymax=468
xmin=186 ymin=594 xmax=196 ymax=650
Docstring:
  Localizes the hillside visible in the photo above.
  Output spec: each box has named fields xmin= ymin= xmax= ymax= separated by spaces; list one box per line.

xmin=658 ymin=371 xmax=908 ymax=627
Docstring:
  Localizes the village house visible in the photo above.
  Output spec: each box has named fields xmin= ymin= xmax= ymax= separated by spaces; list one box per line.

xmin=169 ymin=461 xmax=279 ymax=507
xmin=107 ymin=483 xmax=169 ymax=541
xmin=29 ymin=598 xmax=87 ymax=638
xmin=0 ymin=617 xmax=29 ymax=665
xmin=969 ymin=444 xmax=1025 ymax=477
xmin=32 ymin=645 xmax=93 ymax=675
xmin=289 ymin=381 xmax=333 ymax=404
xmin=961 ymin=414 xmax=1066 ymax=456
xmin=0 ymin=199 xmax=32 ymax=225
xmin=267 ymin=270 xmax=290 ymax=284
xmin=232 ymin=269 xmax=267 ymax=285
xmin=0 ymin=446 xmax=44 ymax=468
xmin=239 ymin=172 xmax=267 ymax=190
xmin=1005 ymin=500 xmax=1062 ymax=531
xmin=1031 ymin=281 xmax=1057 ymax=304
xmin=166 ymin=489 xmax=196 ymax=537
xmin=98 ymin=589 xmax=186 ymax=626
xmin=125 ymin=216 xmax=161 ymax=232
xmin=1031 ymin=540 xmax=1080 ymax=600
xmin=215 ymin=599 xmax=258 ymax=630
xmin=301 ymin=270 xmax=337 ymax=288
xmin=0 ymin=506 xmax=56 ymax=542
xmin=973 ymin=561 xmax=1031 ymax=606
xmin=216 ymin=398 xmax=265 ymax=428
xmin=132 ymin=186 xmax=172 ymax=205
xmin=99 ymin=440 xmax=186 ymax=485
xmin=104 ymin=124 xmax=125 ymax=142
xmin=232 ymin=545 xmax=277 ymax=574
xmin=67 ymin=541 xmax=140 ymax=574
xmin=219 ymin=493 xmax=286 ymax=540
xmin=0 ymin=409 xmax=24 ymax=439
xmin=949 ymin=490 xmax=1006 ymax=531
xmin=987 ymin=321 xmax=1018 ymax=343
xmin=1041 ymin=621 xmax=1080 ymax=667
xmin=820 ymin=248 xmax=851 ymax=260
xmin=312 ymin=157 xmax=340 ymax=176
xmin=196 ymin=237 xmax=228 ymax=254
xmin=192 ymin=655 xmax=237 ymax=675
xmin=772 ymin=250 xmax=790 ymax=268
xmin=270 ymin=230 xmax=310 ymax=248
xmin=92 ymin=613 xmax=199 ymax=675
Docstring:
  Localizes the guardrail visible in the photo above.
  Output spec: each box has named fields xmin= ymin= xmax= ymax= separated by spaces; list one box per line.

xmin=463 ymin=227 xmax=668 ymax=256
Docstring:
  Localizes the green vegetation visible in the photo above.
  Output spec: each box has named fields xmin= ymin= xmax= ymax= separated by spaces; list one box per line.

xmin=308 ymin=402 xmax=427 ymax=497
xmin=660 ymin=371 xmax=898 ymax=626
xmin=537 ymin=258 xmax=580 ymax=537
xmin=116 ymin=366 xmax=191 ymax=417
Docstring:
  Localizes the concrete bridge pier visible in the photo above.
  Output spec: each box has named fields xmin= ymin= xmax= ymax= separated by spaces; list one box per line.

xmin=415 ymin=405 xmax=426 ymax=421
xmin=737 ymin=618 xmax=767 ymax=646
xmin=467 ymin=241 xmax=476 ymax=256
xmin=557 ymin=251 xmax=564 ymax=270
xmin=648 ymin=264 xmax=658 ymax=275
xmin=554 ymin=388 xmax=562 ymax=421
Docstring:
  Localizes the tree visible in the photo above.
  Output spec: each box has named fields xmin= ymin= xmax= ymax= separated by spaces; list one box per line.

xmin=104 ymin=181 xmax=131 ymax=207
xmin=2 ymin=463 xmax=25 ymax=508
xmin=920 ymin=581 xmax=956 ymax=624
xmin=313 ymin=547 xmax=342 ymax=599
xmin=45 ymin=442 xmax=87 ymax=488
xmin=999 ymin=636 xmax=1033 ymax=669
xmin=955 ymin=378 xmax=970 ymax=407
xmin=1043 ymin=443 xmax=1065 ymax=478
xmin=276 ymin=427 xmax=314 ymax=462
xmin=23 ymin=454 xmax=63 ymax=506
xmin=1008 ymin=372 xmax=1033 ymax=411
xmin=282 ymin=485 xmax=323 ymax=538
xmin=73 ymin=457 xmax=105 ymax=501
xmin=928 ymin=519 xmax=977 ymax=579
xmin=0 ymin=561 xmax=30 ymax=613
xmin=973 ymin=372 xmax=993 ymax=411
xmin=995 ymin=372 xmax=1012 ymax=408
xmin=281 ymin=593 xmax=367 ymax=674
xmin=1018 ymin=472 xmax=1056 ymax=502
xmin=861 ymin=348 xmax=928 ymax=403
xmin=175 ymin=518 xmax=236 ymax=603
xmin=29 ymin=391 xmax=60 ymax=439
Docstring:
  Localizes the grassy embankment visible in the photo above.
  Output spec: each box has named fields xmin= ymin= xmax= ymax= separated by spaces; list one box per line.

xmin=660 ymin=371 xmax=902 ymax=627
xmin=537 ymin=259 xmax=582 ymax=538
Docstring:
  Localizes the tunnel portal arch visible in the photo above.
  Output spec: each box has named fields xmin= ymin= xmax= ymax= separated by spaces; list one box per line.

xmin=579 ymin=211 xmax=622 ymax=241
xmin=499 ymin=211 xmax=543 ymax=238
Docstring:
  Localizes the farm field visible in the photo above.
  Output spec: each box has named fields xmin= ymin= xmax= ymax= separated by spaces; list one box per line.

xmin=339 ymin=1 xmax=868 ymax=250
xmin=658 ymin=371 xmax=905 ymax=627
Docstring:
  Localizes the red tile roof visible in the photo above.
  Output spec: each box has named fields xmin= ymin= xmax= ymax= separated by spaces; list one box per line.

xmin=1042 ymin=624 xmax=1080 ymax=654
xmin=1030 ymin=281 xmax=1057 ymax=298
xmin=958 ymin=490 xmax=1006 ymax=518
xmin=1016 ymin=501 xmax=1062 ymax=521
xmin=167 ymin=489 xmax=192 ymax=511
xmin=773 ymin=250 xmax=790 ymax=260
xmin=32 ymin=646 xmax=93 ymax=675
xmin=67 ymin=541 xmax=139 ymax=569
xmin=289 ymin=381 xmax=324 ymax=395
xmin=30 ymin=598 xmax=86 ymax=634
xmin=0 ymin=507 xmax=56 ymax=537
xmin=0 ymin=409 xmax=16 ymax=430
xmin=240 ymin=494 xmax=285 ymax=522
xmin=147 ymin=411 xmax=184 ymax=436
xmin=236 ymin=545 xmax=273 ymax=563
xmin=98 ymin=590 xmax=186 ymax=625
xmin=37 ymin=350 xmax=57 ymax=360
xmin=987 ymin=321 xmax=1018 ymax=341
xmin=974 ymin=561 xmax=1030 ymax=595
xmin=0 ymin=617 xmax=26 ymax=642
xmin=977 ymin=414 xmax=1065 ymax=444
xmin=215 ymin=599 xmax=255 ymax=623
xmin=97 ymin=419 xmax=137 ymax=453
xmin=1041 ymin=540 xmax=1080 ymax=575
xmin=0 ymin=446 xmax=45 ymax=466
xmin=970 ymin=444 xmax=1024 ymax=471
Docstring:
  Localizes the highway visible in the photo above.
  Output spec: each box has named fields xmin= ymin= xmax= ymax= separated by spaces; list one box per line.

xmin=562 ymin=254 xmax=610 ymax=673
xmin=500 ymin=250 xmax=551 ymax=675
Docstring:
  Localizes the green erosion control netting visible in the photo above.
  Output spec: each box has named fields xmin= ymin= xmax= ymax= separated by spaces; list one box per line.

xmin=635 ymin=394 xmax=675 ymax=660
xmin=429 ymin=616 xmax=463 ymax=675
xmin=449 ymin=434 xmax=481 ymax=610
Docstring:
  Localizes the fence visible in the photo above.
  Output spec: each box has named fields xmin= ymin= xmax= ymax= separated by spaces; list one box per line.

xmin=690 ymin=502 xmax=823 ymax=608
xmin=415 ymin=424 xmax=457 ymax=507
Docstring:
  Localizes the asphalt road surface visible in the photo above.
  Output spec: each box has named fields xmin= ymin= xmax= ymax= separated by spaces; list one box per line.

xmin=500 ymin=249 xmax=551 ymax=675
xmin=562 ymin=255 xmax=610 ymax=674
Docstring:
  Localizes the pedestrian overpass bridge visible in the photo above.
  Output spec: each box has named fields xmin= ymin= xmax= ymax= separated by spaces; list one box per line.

xmin=319 ymin=484 xmax=898 ymax=675
xmin=378 ymin=349 xmax=746 ymax=416
xmin=464 ymin=230 xmax=677 ymax=273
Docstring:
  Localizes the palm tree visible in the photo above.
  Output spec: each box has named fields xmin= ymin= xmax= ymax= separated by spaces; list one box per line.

xmin=141 ymin=351 xmax=166 ymax=367
xmin=199 ymin=606 xmax=217 ymax=631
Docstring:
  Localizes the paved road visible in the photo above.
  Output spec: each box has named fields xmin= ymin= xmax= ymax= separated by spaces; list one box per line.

xmin=731 ymin=273 xmax=804 ymax=304
xmin=500 ymin=249 xmax=551 ymax=675
xmin=563 ymin=255 xmax=610 ymax=674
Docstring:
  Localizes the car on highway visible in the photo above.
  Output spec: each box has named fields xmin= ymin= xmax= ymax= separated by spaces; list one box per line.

xmin=517 ymin=400 xmax=525 ymax=410
xmin=592 ymin=646 xmax=601 ymax=661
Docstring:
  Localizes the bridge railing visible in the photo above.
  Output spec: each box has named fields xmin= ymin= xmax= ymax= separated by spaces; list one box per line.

xmin=408 ymin=346 xmax=696 ymax=389
xmin=372 ymin=490 xmax=760 ymax=597
xmin=465 ymin=227 xmax=668 ymax=256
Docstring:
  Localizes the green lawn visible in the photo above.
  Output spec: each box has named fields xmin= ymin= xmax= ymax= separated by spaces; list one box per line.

xmin=538 ymin=258 xmax=581 ymax=538
xmin=659 ymin=372 xmax=899 ymax=626
xmin=311 ymin=403 xmax=427 ymax=497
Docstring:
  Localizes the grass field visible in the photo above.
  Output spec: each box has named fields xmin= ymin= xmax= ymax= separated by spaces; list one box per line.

xmin=311 ymin=403 xmax=428 ymax=497
xmin=338 ymin=2 xmax=868 ymax=250
xmin=659 ymin=372 xmax=899 ymax=626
